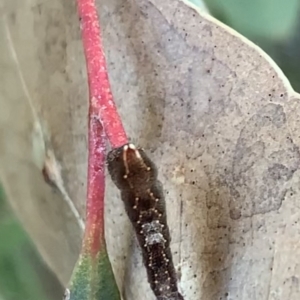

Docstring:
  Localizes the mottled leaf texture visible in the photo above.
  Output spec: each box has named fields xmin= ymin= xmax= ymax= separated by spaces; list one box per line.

xmin=1 ymin=0 xmax=300 ymax=299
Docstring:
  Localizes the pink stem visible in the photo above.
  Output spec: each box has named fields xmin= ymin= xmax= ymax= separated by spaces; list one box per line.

xmin=83 ymin=112 xmax=106 ymax=256
xmin=77 ymin=0 xmax=128 ymax=256
xmin=77 ymin=0 xmax=128 ymax=149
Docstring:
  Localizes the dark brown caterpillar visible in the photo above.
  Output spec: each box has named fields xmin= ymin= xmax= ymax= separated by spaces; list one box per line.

xmin=107 ymin=143 xmax=184 ymax=300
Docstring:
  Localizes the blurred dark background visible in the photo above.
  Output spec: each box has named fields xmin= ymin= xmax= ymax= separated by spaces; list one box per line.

xmin=1 ymin=1 xmax=300 ymax=299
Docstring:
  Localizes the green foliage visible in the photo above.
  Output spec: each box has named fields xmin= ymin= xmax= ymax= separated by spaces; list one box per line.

xmin=69 ymin=249 xmax=120 ymax=300
xmin=201 ymin=0 xmax=299 ymax=42
xmin=0 ymin=188 xmax=61 ymax=300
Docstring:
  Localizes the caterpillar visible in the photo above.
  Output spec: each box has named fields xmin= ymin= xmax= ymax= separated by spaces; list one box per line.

xmin=107 ymin=143 xmax=184 ymax=300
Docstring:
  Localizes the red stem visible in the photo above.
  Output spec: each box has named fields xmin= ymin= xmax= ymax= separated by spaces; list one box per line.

xmin=77 ymin=0 xmax=128 ymax=149
xmin=83 ymin=113 xmax=106 ymax=256
xmin=77 ymin=0 xmax=128 ymax=256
